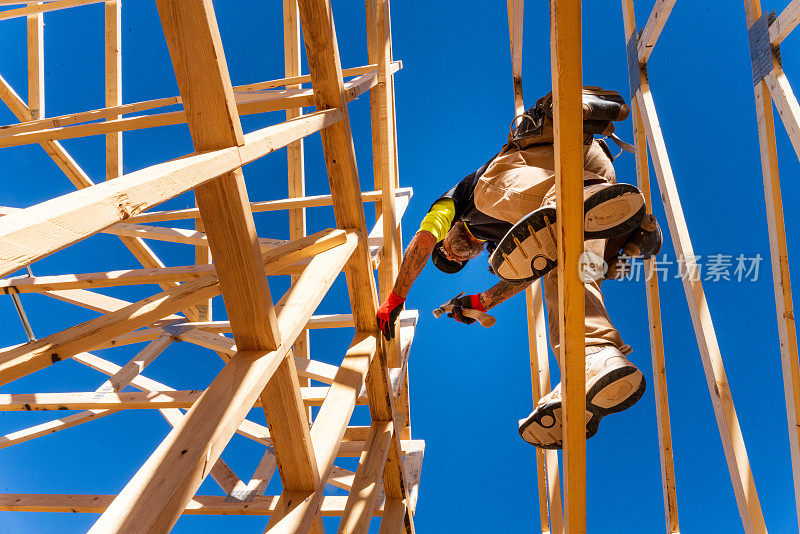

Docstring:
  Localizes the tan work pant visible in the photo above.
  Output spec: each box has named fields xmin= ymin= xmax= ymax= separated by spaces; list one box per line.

xmin=476 ymin=141 xmax=628 ymax=357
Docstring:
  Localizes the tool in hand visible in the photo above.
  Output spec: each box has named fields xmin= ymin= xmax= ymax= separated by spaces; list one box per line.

xmin=432 ymin=292 xmax=496 ymax=327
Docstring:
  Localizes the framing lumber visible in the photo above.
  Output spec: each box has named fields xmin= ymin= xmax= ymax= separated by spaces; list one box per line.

xmin=636 ymin=68 xmax=768 ymax=534
xmin=0 ymin=63 xmax=397 ymax=139
xmin=507 ymin=2 xmax=563 ymax=531
xmin=550 ymin=0 xmax=587 ymax=531
xmin=0 ymin=108 xmax=342 ymax=279
xmin=87 ymin=233 xmax=357 ymax=533
xmin=26 ymin=2 xmax=43 ymax=121
xmin=770 ymin=0 xmax=800 ymax=45
xmin=338 ymin=420 xmax=393 ymax=533
xmin=0 ymin=67 xmax=395 ymax=148
xmin=764 ymin=70 xmax=800 ymax=163
xmin=118 ymin=187 xmax=412 ymax=225
xmin=0 ymin=0 xmax=104 ymax=20
xmin=0 ymin=494 xmax=387 ymax=516
xmin=0 ymin=229 xmax=347 ymax=386
xmin=622 ymin=6 xmax=680 ymax=533
xmin=637 ymin=0 xmax=677 ymax=63
xmin=745 ymin=0 xmax=800 ymax=526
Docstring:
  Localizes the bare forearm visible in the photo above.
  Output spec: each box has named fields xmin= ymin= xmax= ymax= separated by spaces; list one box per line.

xmin=479 ymin=279 xmax=532 ymax=310
xmin=392 ymin=231 xmax=437 ymax=298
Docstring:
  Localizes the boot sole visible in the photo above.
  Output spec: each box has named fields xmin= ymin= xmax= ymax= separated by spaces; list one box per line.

xmin=518 ymin=364 xmax=646 ymax=449
xmin=490 ymin=184 xmax=646 ymax=282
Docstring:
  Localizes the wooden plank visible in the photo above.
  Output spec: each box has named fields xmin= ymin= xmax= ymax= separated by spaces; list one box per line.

xmin=0 ymin=335 xmax=171 ymax=449
xmin=121 ymin=187 xmax=412 ymax=225
xmin=0 ymin=68 xmax=392 ymax=148
xmin=637 ymin=0 xmax=677 ymax=63
xmin=26 ymin=2 xmax=44 ymax=121
xmin=0 ymin=107 xmax=342 ymax=279
xmin=0 ymin=494 xmax=386 ymax=516
xmin=377 ymin=500 xmax=406 ymax=533
xmin=745 ymin=1 xmax=800 ymax=527
xmin=637 ymin=83 xmax=767 ymax=534
xmin=770 ymin=0 xmax=800 ymax=45
xmin=0 ymin=386 xmax=369 ymax=411
xmin=87 ymin=234 xmax=357 ymax=533
xmin=507 ymin=0 xmax=524 ymax=112
xmin=526 ymin=285 xmax=564 ymax=534
xmin=296 ymin=0 xmax=378 ymax=332
xmin=283 ymin=0 xmax=311 ymax=418
xmin=105 ymin=0 xmax=121 ymax=180
xmin=0 ymin=72 xmax=94 ymax=188
xmin=622 ymin=6 xmax=680 ymax=527
xmin=0 ymin=0 xmax=103 ymax=20
xmin=264 ymin=332 xmax=378 ymax=533
xmin=155 ymin=0 xmax=281 ymax=352
xmin=338 ymin=421 xmax=393 ymax=534
xmin=0 ymin=63 xmax=396 ymax=139
xmin=550 ymin=0 xmax=586 ymax=531
xmin=765 ymin=70 xmax=800 ymax=164
xmin=0 ymin=229 xmax=347 ymax=386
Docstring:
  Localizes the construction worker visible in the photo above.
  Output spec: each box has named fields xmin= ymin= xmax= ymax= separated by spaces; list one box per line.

xmin=376 ymin=109 xmax=662 ymax=448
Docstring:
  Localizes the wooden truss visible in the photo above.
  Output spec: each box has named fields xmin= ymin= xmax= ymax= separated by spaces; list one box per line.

xmin=510 ymin=0 xmax=800 ymax=533
xmin=0 ymin=0 xmax=421 ymax=532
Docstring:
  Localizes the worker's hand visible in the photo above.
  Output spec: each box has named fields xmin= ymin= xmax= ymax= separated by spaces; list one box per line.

xmin=446 ymin=294 xmax=486 ymax=325
xmin=377 ymin=291 xmax=405 ymax=340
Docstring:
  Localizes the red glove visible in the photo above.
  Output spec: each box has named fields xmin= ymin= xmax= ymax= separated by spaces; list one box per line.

xmin=377 ymin=291 xmax=405 ymax=340
xmin=447 ymin=294 xmax=486 ymax=325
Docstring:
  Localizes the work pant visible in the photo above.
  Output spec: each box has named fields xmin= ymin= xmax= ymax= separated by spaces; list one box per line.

xmin=476 ymin=141 xmax=628 ymax=357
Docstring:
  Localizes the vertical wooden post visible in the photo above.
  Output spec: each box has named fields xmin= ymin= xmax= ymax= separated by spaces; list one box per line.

xmin=509 ymin=1 xmax=564 ymax=532
xmin=550 ymin=0 xmax=586 ymax=531
xmin=104 ymin=0 xmax=121 ymax=180
xmin=621 ymin=2 xmax=680 ymax=532
xmin=284 ymin=0 xmax=311 ymax=415
xmin=27 ymin=3 xmax=44 ymax=121
xmin=744 ymin=0 xmax=800 ymax=526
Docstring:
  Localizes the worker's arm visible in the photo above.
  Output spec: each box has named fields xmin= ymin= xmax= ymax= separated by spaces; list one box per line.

xmin=445 ymin=279 xmax=532 ymax=325
xmin=392 ymin=230 xmax=437 ymax=298
xmin=377 ymin=230 xmax=437 ymax=339
xmin=479 ymin=279 xmax=533 ymax=310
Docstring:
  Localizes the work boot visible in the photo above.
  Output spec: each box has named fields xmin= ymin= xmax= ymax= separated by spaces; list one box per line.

xmin=606 ymin=213 xmax=663 ymax=279
xmin=518 ymin=345 xmax=647 ymax=449
xmin=489 ymin=183 xmax=645 ymax=282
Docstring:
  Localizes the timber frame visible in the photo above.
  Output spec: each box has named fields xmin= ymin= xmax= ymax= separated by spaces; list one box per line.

xmin=0 ymin=1 xmax=421 ymax=533
xmin=511 ymin=0 xmax=800 ymax=533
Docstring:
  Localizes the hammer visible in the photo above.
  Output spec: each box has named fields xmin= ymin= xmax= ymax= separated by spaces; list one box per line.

xmin=432 ymin=292 xmax=497 ymax=327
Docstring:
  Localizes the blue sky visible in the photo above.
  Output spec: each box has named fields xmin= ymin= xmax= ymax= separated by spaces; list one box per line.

xmin=1 ymin=1 xmax=799 ymax=532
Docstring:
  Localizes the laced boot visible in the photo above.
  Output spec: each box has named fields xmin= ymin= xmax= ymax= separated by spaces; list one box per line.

xmin=518 ymin=345 xmax=646 ymax=448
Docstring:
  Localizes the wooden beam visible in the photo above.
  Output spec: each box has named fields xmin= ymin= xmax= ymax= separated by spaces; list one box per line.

xmin=526 ymin=285 xmax=565 ymax=534
xmin=0 ymin=108 xmax=342 ymax=278
xmin=764 ymin=70 xmax=800 ymax=164
xmin=745 ymin=0 xmax=800 ymax=527
xmin=26 ymin=1 xmax=44 ymax=121
xmin=770 ymin=0 xmax=800 ymax=45
xmin=0 ymin=68 xmax=394 ymax=148
xmin=0 ymin=229 xmax=347 ymax=386
xmin=0 ymin=63 xmax=397 ymax=139
xmin=263 ymin=332 xmax=378 ymax=533
xmin=0 ymin=0 xmax=104 ymax=20
xmin=105 ymin=0 xmax=121 ymax=180
xmin=377 ymin=500 xmax=407 ymax=533
xmin=87 ymin=234 xmax=357 ymax=533
xmin=338 ymin=421 xmax=393 ymax=533
xmin=0 ymin=72 xmax=94 ymax=188
xmin=295 ymin=0 xmax=378 ymax=332
xmin=550 ymin=0 xmax=586 ymax=531
xmin=637 ymin=79 xmax=767 ymax=534
xmin=637 ymin=0 xmax=677 ymax=63
xmin=0 ymin=387 xmax=368 ymax=411
xmin=118 ymin=187 xmax=413 ymax=225
xmin=507 ymin=0 xmax=524 ymax=112
xmin=0 ymin=494 xmax=387 ymax=516
xmin=622 ymin=6 xmax=680 ymax=530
